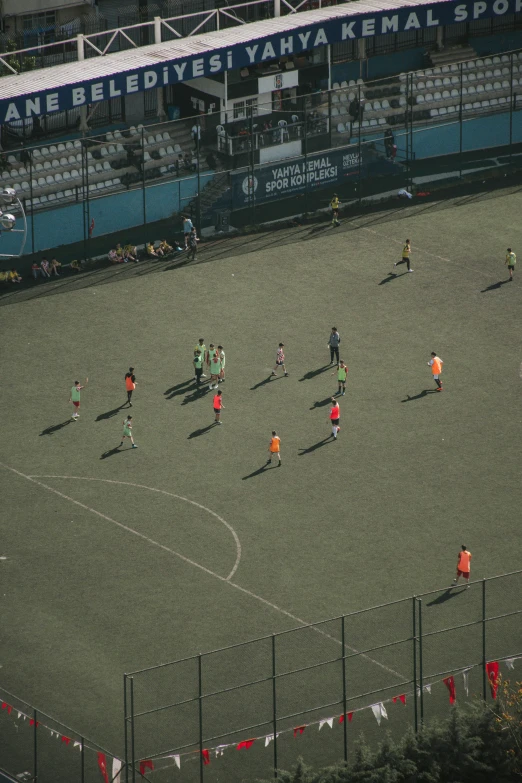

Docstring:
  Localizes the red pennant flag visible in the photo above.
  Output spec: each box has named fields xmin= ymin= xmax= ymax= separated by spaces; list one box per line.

xmin=392 ymin=697 xmax=397 ymax=703
xmin=139 ymin=759 xmax=154 ymax=776
xmin=29 ymin=719 xmax=40 ymax=727
xmin=97 ymin=752 xmax=109 ymax=783
xmin=339 ymin=712 xmax=353 ymax=724
xmin=201 ymin=749 xmax=210 ymax=765
xmin=61 ymin=736 xmax=71 ymax=745
xmin=399 ymin=694 xmax=406 ymax=705
xmin=293 ymin=725 xmax=306 ymax=737
xmin=1 ymin=702 xmax=12 ymax=715
xmin=443 ymin=676 xmax=456 ymax=704
xmin=486 ymin=661 xmax=500 ymax=699
xmin=237 ymin=739 xmax=256 ymax=750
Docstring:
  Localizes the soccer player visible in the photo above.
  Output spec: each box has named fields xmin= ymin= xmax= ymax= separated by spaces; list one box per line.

xmin=394 ymin=238 xmax=413 ymax=272
xmin=428 ymin=352 xmax=444 ymax=391
xmin=206 ymin=343 xmax=216 ymax=373
xmin=329 ymin=397 xmax=340 ymax=439
xmin=505 ymin=247 xmax=516 ymax=281
xmin=187 ymin=228 xmax=199 ymax=262
xmin=337 ymin=360 xmax=348 ymax=396
xmin=69 ymin=377 xmax=88 ymax=419
xmin=182 ymin=215 xmax=193 ymax=248
xmin=119 ymin=416 xmax=138 ymax=448
xmin=272 ymin=343 xmax=288 ymax=377
xmin=213 ymin=389 xmax=225 ymax=424
xmin=452 ymin=545 xmax=472 ymax=588
xmin=330 ymin=193 xmax=340 ymax=227
xmin=328 ymin=327 xmax=341 ymax=366
xmin=218 ymin=345 xmax=225 ymax=383
xmin=209 ymin=351 xmax=221 ymax=390
xmin=267 ymin=431 xmax=281 ymax=466
xmin=193 ymin=349 xmax=204 ymax=385
xmin=194 ymin=338 xmax=207 ymax=379
xmin=125 ymin=367 xmax=136 ymax=406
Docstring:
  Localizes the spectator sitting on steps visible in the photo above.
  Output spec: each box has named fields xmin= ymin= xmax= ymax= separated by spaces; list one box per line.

xmin=146 ymin=241 xmax=160 ymax=258
xmin=50 ymin=258 xmax=61 ymax=276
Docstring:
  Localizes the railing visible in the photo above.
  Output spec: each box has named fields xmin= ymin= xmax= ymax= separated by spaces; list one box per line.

xmin=123 ymin=571 xmax=522 ymax=782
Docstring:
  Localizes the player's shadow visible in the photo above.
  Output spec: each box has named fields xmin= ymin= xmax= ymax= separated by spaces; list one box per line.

xmin=379 ymin=272 xmax=406 ymax=285
xmin=298 ymin=365 xmax=332 ymax=382
xmin=181 ymin=386 xmax=206 ymax=405
xmin=307 ymin=224 xmax=330 ymax=235
xmin=95 ymin=405 xmax=125 ymax=421
xmin=100 ymin=447 xmax=126 ymax=459
xmin=164 ymin=379 xmax=193 ymax=399
xmin=310 ymin=397 xmax=334 ymax=410
xmin=481 ymin=279 xmax=510 ymax=292
xmin=39 ymin=420 xmax=73 ymax=436
xmin=250 ymin=375 xmax=282 ymax=390
xmin=187 ymin=423 xmax=216 ymax=439
xmin=426 ymin=588 xmax=466 ymax=606
xmin=242 ymin=462 xmax=277 ymax=480
xmin=298 ymin=436 xmax=333 ymax=455
xmin=401 ymin=389 xmax=438 ymax=402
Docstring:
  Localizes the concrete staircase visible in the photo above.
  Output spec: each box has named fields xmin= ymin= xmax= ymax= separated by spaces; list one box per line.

xmin=428 ymin=44 xmax=478 ymax=67
xmin=190 ymin=171 xmax=231 ymax=224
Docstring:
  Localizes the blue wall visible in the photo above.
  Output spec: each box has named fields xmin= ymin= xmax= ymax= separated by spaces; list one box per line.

xmin=366 ymin=48 xmax=427 ymax=80
xmin=4 ymin=172 xmax=214 ymax=256
xmin=469 ymin=31 xmax=522 ymax=55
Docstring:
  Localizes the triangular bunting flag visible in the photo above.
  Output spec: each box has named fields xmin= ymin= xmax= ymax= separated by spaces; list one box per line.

xmin=371 ymin=703 xmax=387 ymax=725
xmin=443 ymin=676 xmax=456 ymax=704
xmin=505 ymin=658 xmax=515 ymax=670
xmin=73 ymin=741 xmax=82 ymax=750
xmin=399 ymin=694 xmax=406 ymax=705
xmin=201 ymin=749 xmax=210 ymax=765
xmin=17 ymin=712 xmax=22 ymax=719
xmin=424 ymin=684 xmax=431 ymax=694
xmin=215 ymin=745 xmax=227 ymax=757
xmin=265 ymin=734 xmax=279 ymax=747
xmin=237 ymin=738 xmax=256 ymax=750
xmin=319 ymin=718 xmax=334 ymax=730
xmin=139 ymin=759 xmax=154 ymax=776
xmin=293 ymin=726 xmax=306 ymax=737
xmin=1 ymin=702 xmax=11 ymax=714
xmin=338 ymin=712 xmax=353 ymax=724
xmin=29 ymin=719 xmax=40 ymax=727
xmin=486 ymin=661 xmax=500 ymax=699
xmin=171 ymin=754 xmax=180 ymax=769
xmin=112 ymin=758 xmax=122 ymax=783
xmin=462 ymin=668 xmax=472 ymax=697
xmin=97 ymin=753 xmax=110 ymax=783
xmin=61 ymin=736 xmax=71 ymax=745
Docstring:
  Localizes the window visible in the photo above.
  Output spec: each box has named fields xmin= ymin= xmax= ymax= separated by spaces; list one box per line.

xmin=232 ymin=97 xmax=258 ymax=119
xmin=22 ymin=12 xmax=56 ymax=30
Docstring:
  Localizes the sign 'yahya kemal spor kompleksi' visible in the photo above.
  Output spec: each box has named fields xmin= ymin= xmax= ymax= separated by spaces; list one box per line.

xmin=0 ymin=0 xmax=521 ymax=123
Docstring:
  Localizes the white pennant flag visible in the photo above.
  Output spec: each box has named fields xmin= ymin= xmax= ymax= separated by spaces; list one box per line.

xmin=318 ymin=718 xmax=334 ymax=731
xmin=462 ymin=668 xmax=471 ymax=696
xmin=172 ymin=754 xmax=181 ymax=770
xmin=265 ymin=734 xmax=280 ymax=747
xmin=215 ymin=745 xmax=227 ymax=757
xmin=112 ymin=758 xmax=122 ymax=783
xmin=73 ymin=741 xmax=82 ymax=751
xmin=371 ymin=703 xmax=387 ymax=726
xmin=505 ymin=658 xmax=515 ymax=670
xmin=423 ymin=684 xmax=432 ymax=694
xmin=17 ymin=712 xmax=21 ymax=719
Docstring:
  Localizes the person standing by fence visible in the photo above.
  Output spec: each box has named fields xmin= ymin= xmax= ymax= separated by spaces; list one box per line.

xmin=452 ymin=545 xmax=472 ymax=588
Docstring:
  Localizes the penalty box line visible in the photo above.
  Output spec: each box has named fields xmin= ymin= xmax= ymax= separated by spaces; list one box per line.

xmin=0 ymin=462 xmax=405 ymax=681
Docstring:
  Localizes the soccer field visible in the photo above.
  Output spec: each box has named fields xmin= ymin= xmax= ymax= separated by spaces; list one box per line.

xmin=1 ymin=186 xmax=522 ymax=782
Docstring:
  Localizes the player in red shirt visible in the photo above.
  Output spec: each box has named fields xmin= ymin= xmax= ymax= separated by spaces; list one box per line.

xmin=213 ymin=389 xmax=225 ymax=424
xmin=329 ymin=397 xmax=340 ymax=439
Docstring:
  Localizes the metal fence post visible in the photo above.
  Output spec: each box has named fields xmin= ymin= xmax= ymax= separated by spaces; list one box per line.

xmin=124 ymin=675 xmax=129 ymax=783
xmin=29 ymin=153 xmax=35 ymax=254
xmin=198 ymin=654 xmax=204 ymax=783
xmin=141 ymin=128 xmax=147 ymax=225
xmin=482 ymin=579 xmax=487 ymax=701
xmin=80 ymin=735 xmax=85 ymax=783
xmin=33 ymin=708 xmax=38 ymax=783
xmin=271 ymin=635 xmax=278 ymax=779
xmin=459 ymin=62 xmax=463 ymax=179
xmin=341 ymin=615 xmax=348 ymax=763
xmin=130 ymin=677 xmax=136 ymax=783
xmin=418 ymin=599 xmax=424 ymax=726
xmin=510 ymin=53 xmax=514 ymax=163
xmin=412 ymin=596 xmax=418 ymax=733
xmin=357 ymin=83 xmax=362 ymax=206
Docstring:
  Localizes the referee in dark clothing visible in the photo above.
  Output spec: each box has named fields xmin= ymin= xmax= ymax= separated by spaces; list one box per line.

xmin=328 ymin=327 xmax=341 ymax=366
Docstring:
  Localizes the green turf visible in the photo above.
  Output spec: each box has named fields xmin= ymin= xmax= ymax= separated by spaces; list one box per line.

xmin=1 ymin=185 xmax=522 ymax=782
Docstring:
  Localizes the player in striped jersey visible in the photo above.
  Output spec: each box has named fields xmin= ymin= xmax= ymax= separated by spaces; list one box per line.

xmin=272 ymin=343 xmax=288 ymax=377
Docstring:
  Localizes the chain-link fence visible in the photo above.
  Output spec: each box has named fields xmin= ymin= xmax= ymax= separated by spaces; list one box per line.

xmin=123 ymin=571 xmax=522 ymax=783
xmin=0 ymin=686 xmax=122 ymax=783
xmin=1 ymin=48 xmax=522 ymax=262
